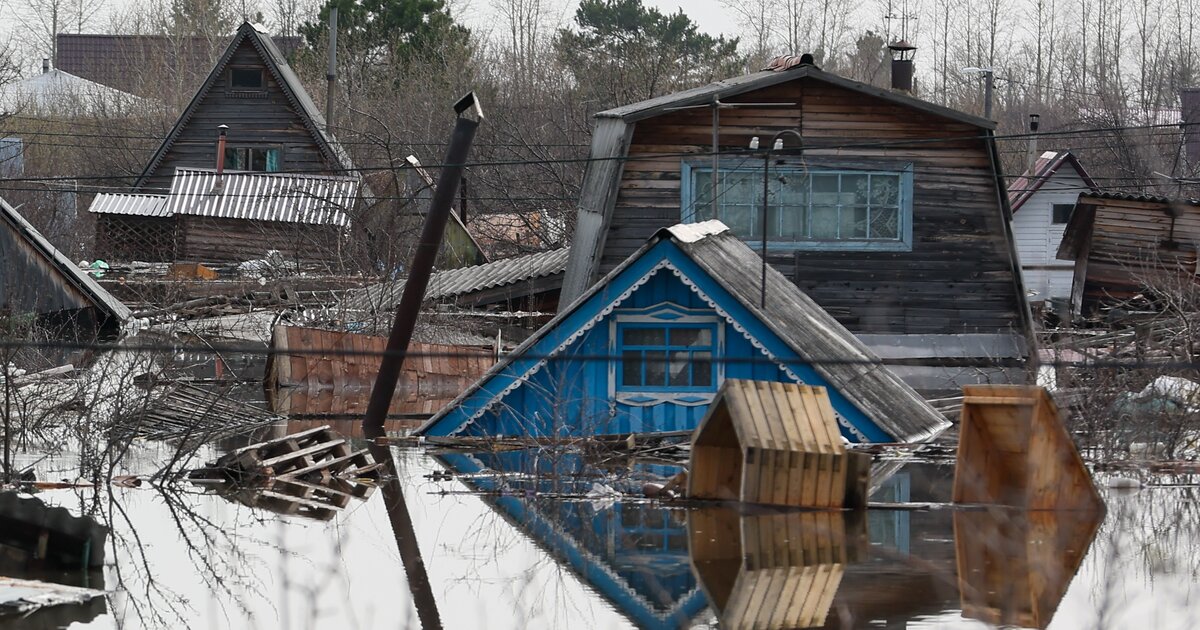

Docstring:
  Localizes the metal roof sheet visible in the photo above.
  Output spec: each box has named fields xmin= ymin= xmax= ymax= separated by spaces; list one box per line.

xmin=87 ymin=192 xmax=170 ymax=217
xmin=164 ymin=167 xmax=357 ymax=226
xmin=344 ymin=247 xmax=569 ymax=313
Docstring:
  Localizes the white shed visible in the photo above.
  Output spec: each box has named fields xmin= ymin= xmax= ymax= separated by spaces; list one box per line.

xmin=1008 ymin=151 xmax=1097 ymax=307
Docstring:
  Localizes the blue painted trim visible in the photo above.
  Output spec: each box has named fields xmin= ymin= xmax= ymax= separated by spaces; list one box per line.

xmin=437 ymin=453 xmax=708 ymax=630
xmin=679 ymin=162 xmax=915 ymax=253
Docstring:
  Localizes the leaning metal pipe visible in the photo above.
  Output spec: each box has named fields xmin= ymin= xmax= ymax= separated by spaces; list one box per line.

xmin=363 ymin=103 xmax=481 ymax=440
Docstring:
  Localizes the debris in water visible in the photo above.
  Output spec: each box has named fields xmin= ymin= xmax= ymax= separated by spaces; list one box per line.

xmin=0 ymin=493 xmax=108 ymax=569
xmin=0 ymin=576 xmax=104 ymax=616
xmin=187 ymin=424 xmax=383 ymax=484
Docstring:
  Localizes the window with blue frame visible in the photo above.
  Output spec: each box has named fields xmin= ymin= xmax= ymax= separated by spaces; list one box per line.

xmin=681 ymin=162 xmax=914 ymax=251
xmin=616 ymin=322 xmax=717 ymax=391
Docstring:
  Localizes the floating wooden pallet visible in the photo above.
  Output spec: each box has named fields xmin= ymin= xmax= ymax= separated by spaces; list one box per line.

xmin=188 ymin=425 xmax=383 ymax=484
xmin=196 ymin=475 xmax=377 ymax=521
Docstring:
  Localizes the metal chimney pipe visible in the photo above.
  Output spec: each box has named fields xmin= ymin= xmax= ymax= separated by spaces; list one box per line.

xmin=326 ymin=7 xmax=338 ymax=135
xmin=42 ymin=58 xmax=49 ymax=74
xmin=216 ymin=125 xmax=228 ymax=177
xmin=1027 ymin=113 xmax=1040 ymax=170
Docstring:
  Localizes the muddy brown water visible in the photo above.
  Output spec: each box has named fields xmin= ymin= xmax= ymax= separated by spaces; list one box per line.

xmin=3 ymin=446 xmax=1198 ymax=630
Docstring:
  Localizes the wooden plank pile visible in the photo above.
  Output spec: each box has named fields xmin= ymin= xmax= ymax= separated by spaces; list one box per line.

xmin=116 ymin=382 xmax=283 ymax=443
xmin=188 ymin=425 xmax=382 ymax=484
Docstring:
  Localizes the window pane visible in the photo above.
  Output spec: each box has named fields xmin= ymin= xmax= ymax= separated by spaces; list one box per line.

xmin=224 ymin=147 xmax=246 ymax=170
xmin=871 ymin=175 xmax=901 ymax=206
xmin=621 ymin=351 xmax=642 ymax=386
xmin=265 ymin=149 xmax=281 ymax=172
xmin=811 ymin=174 xmax=839 ymax=202
xmin=842 ymin=206 xmax=868 ymax=238
xmin=811 ymin=204 xmax=839 ymax=239
xmin=692 ymin=352 xmax=712 ymax=386
xmin=693 ymin=171 xmax=713 ymax=218
xmin=623 ymin=328 xmax=665 ymax=346
xmin=645 ymin=351 xmax=667 ymax=386
xmin=871 ymin=207 xmax=900 ymax=239
xmin=843 ymin=174 xmax=870 ymax=205
xmin=231 ymin=68 xmax=263 ymax=89
xmin=723 ymin=204 xmax=755 ymax=237
xmin=671 ymin=327 xmax=711 ymax=347
xmin=250 ymin=149 xmax=268 ymax=171
xmin=668 ymin=351 xmax=690 ymax=386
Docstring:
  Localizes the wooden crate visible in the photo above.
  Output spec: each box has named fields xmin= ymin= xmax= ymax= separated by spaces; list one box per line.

xmin=953 ymin=385 xmax=1104 ymax=512
xmin=689 ymin=508 xmax=868 ymax=629
xmin=689 ymin=379 xmax=853 ymax=508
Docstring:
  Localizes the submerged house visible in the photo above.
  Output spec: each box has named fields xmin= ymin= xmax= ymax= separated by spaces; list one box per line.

xmin=416 ymin=221 xmax=949 ymax=442
xmin=562 ymin=58 xmax=1034 ymax=391
xmin=0 ymin=196 xmax=129 ymax=337
xmin=1008 ymin=151 xmax=1098 ymax=309
xmin=1057 ymin=191 xmax=1200 ymax=316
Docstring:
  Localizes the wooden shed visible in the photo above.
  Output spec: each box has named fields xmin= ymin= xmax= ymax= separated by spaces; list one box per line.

xmin=561 ymin=58 xmax=1035 ymax=392
xmin=1057 ymin=191 xmax=1200 ymax=317
xmin=688 ymin=379 xmax=850 ymax=508
xmin=0 ymin=195 xmax=129 ymax=338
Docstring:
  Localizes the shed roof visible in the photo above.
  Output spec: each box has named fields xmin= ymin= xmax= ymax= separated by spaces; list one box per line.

xmin=417 ymin=221 xmax=949 ymax=442
xmin=342 ymin=246 xmax=569 ymax=313
xmin=1057 ymin=191 xmax=1200 ymax=260
xmin=88 ymin=192 xmax=170 ymax=217
xmin=132 ymin=22 xmax=359 ymax=192
xmin=163 ymin=167 xmax=357 ymax=226
xmin=0 ymin=196 xmax=131 ymax=323
xmin=1008 ymin=150 xmax=1098 ymax=212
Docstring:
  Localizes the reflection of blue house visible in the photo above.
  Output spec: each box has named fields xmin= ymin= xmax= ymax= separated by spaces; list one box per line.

xmin=437 ymin=451 xmax=707 ymax=629
xmin=417 ymin=221 xmax=947 ymax=442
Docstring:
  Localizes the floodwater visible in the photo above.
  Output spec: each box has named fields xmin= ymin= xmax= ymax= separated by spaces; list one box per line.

xmin=4 ymin=435 xmax=1199 ymax=630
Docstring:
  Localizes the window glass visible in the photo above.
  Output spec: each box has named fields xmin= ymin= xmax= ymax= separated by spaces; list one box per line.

xmin=231 ymin=68 xmax=264 ymax=89
xmin=616 ymin=323 xmax=718 ymax=391
xmin=224 ymin=147 xmax=282 ymax=172
xmin=686 ymin=164 xmax=911 ymax=250
xmin=1052 ymin=204 xmax=1074 ymax=224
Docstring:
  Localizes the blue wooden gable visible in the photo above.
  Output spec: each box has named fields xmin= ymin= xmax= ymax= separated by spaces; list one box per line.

xmin=437 ymin=451 xmax=707 ymax=630
xmin=417 ymin=236 xmax=893 ymax=441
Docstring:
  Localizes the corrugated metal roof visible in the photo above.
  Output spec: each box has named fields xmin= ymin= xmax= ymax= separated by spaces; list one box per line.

xmin=87 ymin=192 xmax=170 ymax=217
xmin=1007 ymin=150 xmax=1097 ymax=212
xmin=164 ymin=168 xmax=357 ymax=226
xmin=1079 ymin=190 xmax=1200 ymax=205
xmin=344 ymin=247 xmax=568 ymax=313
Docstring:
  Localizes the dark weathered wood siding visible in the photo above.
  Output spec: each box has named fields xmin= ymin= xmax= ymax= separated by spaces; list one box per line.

xmin=1070 ymin=195 xmax=1200 ymax=314
xmin=178 ymin=216 xmax=341 ymax=265
xmin=95 ymin=215 xmax=178 ymax=262
xmin=597 ymin=79 xmax=1025 ymax=336
xmin=139 ymin=39 xmax=331 ymax=192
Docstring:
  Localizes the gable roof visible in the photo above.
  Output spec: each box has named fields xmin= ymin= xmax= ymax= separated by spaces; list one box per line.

xmin=417 ymin=221 xmax=949 ymax=442
xmin=0 ymin=68 xmax=146 ymax=117
xmin=1008 ymin=150 xmax=1098 ymax=213
xmin=599 ymin=64 xmax=995 ymax=129
xmin=0 ymin=195 xmax=131 ymax=324
xmin=132 ymin=23 xmax=357 ymax=192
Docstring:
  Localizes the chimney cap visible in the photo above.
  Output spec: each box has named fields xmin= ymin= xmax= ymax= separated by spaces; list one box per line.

xmin=888 ymin=39 xmax=917 ymax=53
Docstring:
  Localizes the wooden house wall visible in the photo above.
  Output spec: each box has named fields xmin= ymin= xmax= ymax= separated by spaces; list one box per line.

xmin=1076 ymin=198 xmax=1200 ymax=313
xmin=178 ymin=216 xmax=342 ymax=265
xmin=463 ymin=270 xmax=843 ymax=438
xmin=1010 ymin=171 xmax=1086 ymax=304
xmin=1 ymin=220 xmax=94 ymax=317
xmin=598 ymin=79 xmax=1024 ymax=337
xmin=95 ymin=214 xmax=178 ymax=262
xmin=139 ymin=40 xmax=331 ymax=192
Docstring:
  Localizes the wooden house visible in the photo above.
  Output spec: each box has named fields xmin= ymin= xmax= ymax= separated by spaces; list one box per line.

xmin=561 ymin=58 xmax=1034 ymax=392
xmin=1008 ymin=151 xmax=1097 ymax=309
xmin=415 ymin=221 xmax=949 ymax=442
xmin=0 ymin=195 xmax=129 ymax=337
xmin=91 ymin=168 xmax=358 ymax=265
xmin=1057 ymin=191 xmax=1200 ymax=316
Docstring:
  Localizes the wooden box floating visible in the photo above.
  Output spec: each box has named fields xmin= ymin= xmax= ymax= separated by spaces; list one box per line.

xmin=689 ymin=379 xmax=863 ymax=508
xmin=953 ymin=385 xmax=1104 ymax=512
xmin=689 ymin=508 xmax=867 ymax=629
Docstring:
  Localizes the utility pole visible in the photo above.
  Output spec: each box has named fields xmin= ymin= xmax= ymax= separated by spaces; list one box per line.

xmin=1027 ymin=113 xmax=1041 ymax=170
xmin=962 ymin=67 xmax=995 ymax=119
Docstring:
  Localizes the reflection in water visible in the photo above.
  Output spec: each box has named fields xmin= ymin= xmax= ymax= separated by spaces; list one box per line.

xmin=689 ymin=508 xmax=867 ymax=629
xmin=955 ymin=508 xmax=1103 ymax=629
xmin=436 ymin=450 xmax=707 ymax=629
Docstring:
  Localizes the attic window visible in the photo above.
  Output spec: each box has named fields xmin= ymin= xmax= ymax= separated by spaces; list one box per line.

xmin=1052 ymin=204 xmax=1074 ymax=224
xmin=225 ymin=146 xmax=281 ymax=172
xmin=230 ymin=67 xmax=265 ymax=89
xmin=682 ymin=161 xmax=914 ymax=252
xmin=616 ymin=323 xmax=718 ymax=392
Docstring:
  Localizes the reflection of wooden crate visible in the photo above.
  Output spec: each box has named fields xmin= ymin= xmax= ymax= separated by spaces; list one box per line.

xmin=690 ymin=508 xmax=867 ymax=629
xmin=953 ymin=385 xmax=1104 ymax=512
xmin=689 ymin=380 xmax=854 ymax=508
xmin=955 ymin=509 xmax=1102 ymax=629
